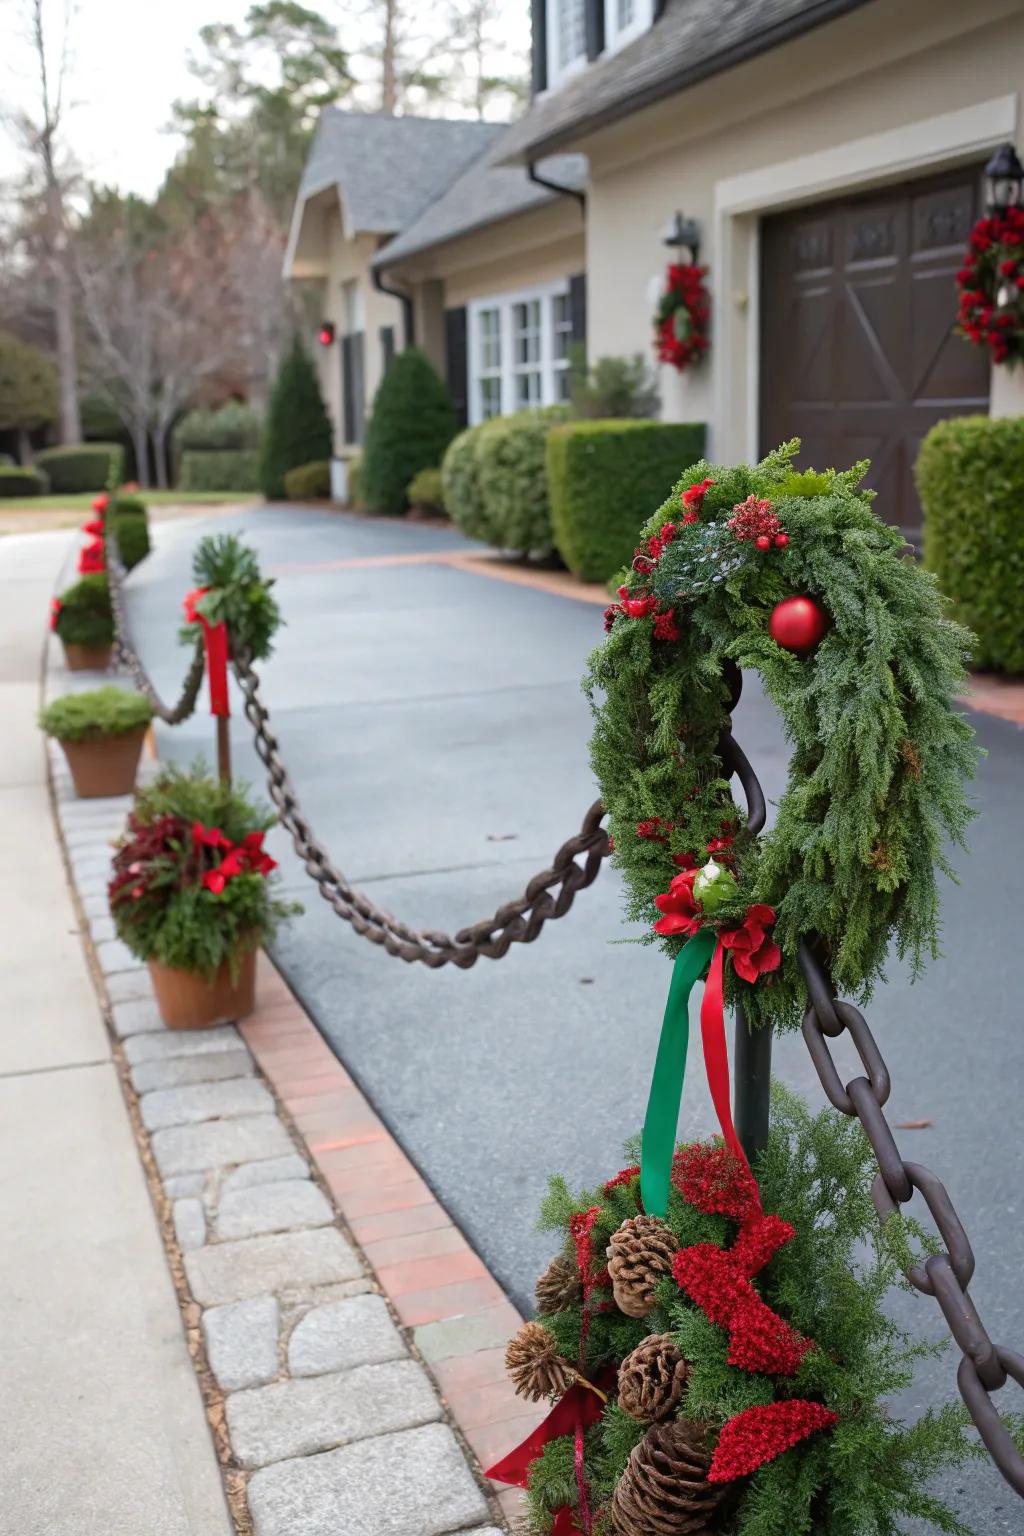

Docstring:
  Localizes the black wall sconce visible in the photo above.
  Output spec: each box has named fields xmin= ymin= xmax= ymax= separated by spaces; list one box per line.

xmin=318 ymin=321 xmax=336 ymax=347
xmin=984 ymin=143 xmax=1024 ymax=216
xmin=663 ymin=210 xmax=701 ymax=265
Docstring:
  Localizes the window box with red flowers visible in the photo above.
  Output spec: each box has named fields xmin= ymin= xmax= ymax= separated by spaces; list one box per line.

xmin=109 ymin=764 xmax=300 ymax=1029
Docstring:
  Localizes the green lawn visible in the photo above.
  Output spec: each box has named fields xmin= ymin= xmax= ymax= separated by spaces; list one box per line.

xmin=0 ymin=489 xmax=254 ymax=512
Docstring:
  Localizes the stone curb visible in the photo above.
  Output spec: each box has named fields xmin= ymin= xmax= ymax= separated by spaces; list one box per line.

xmin=42 ymin=635 xmax=535 ymax=1535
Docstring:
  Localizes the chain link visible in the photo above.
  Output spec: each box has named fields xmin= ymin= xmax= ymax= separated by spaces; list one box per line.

xmin=798 ymin=940 xmax=1024 ymax=1496
xmin=233 ymin=651 xmax=610 ymax=967
xmin=105 ymin=523 xmax=205 ymax=724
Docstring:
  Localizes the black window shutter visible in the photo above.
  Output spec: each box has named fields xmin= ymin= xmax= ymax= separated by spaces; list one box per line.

xmin=379 ymin=325 xmax=395 ymax=370
xmin=352 ymin=333 xmax=366 ymax=444
xmin=444 ymin=306 xmax=469 ymax=428
xmin=531 ymin=0 xmax=547 ymax=95
xmin=584 ymin=0 xmax=604 ymax=60
xmin=569 ymin=272 xmax=587 ymax=349
xmin=341 ymin=336 xmax=356 ymax=444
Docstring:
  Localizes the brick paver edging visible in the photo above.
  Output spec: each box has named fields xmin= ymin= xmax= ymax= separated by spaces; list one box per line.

xmin=42 ymin=650 xmax=538 ymax=1536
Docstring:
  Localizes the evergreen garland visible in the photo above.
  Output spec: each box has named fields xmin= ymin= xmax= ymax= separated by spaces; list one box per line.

xmin=586 ymin=442 xmax=977 ymax=1033
xmin=519 ymin=1089 xmax=986 ymax=1536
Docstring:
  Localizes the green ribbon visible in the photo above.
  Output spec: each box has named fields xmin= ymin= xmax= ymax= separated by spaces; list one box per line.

xmin=641 ymin=926 xmax=717 ymax=1219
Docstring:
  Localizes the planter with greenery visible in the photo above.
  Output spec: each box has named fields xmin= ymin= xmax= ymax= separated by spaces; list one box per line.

xmin=109 ymin=764 xmax=300 ymax=1029
xmin=915 ymin=413 xmax=1024 ymax=673
xmin=35 ymin=442 xmax=124 ymax=493
xmin=547 ymin=419 xmax=706 ymax=582
xmin=259 ymin=339 xmax=333 ymax=500
xmin=360 ymin=348 xmax=456 ymax=516
xmin=52 ymin=573 xmax=115 ymax=670
xmin=39 ymin=687 xmax=152 ymax=798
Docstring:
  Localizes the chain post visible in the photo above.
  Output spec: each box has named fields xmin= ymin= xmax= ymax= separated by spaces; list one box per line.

xmin=216 ymin=715 xmax=232 ymax=786
xmin=733 ymin=1000 xmax=773 ymax=1162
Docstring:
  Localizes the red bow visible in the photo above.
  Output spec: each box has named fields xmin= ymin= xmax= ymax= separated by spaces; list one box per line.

xmin=485 ymin=1380 xmax=607 ymax=1489
xmin=78 ymin=538 xmax=105 ymax=575
xmin=81 ymin=517 xmax=105 ymax=537
xmin=183 ymin=586 xmax=230 ymax=716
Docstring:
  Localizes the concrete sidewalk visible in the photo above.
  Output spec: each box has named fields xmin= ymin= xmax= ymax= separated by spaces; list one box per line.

xmin=0 ymin=529 xmax=232 ymax=1535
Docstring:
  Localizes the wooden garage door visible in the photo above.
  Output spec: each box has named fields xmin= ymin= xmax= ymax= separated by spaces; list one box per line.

xmin=760 ymin=168 xmax=990 ymax=538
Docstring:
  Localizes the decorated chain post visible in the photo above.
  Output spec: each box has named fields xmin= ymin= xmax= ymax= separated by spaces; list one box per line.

xmin=180 ymin=535 xmax=282 ymax=786
xmin=484 ymin=443 xmax=1021 ymax=1534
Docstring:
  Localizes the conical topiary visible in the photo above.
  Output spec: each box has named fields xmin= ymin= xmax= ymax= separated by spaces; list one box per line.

xmin=360 ymin=346 xmax=456 ymax=516
xmin=259 ymin=337 xmax=333 ymax=500
xmin=611 ymin=1418 xmax=725 ymax=1535
xmin=607 ymin=1215 xmax=679 ymax=1318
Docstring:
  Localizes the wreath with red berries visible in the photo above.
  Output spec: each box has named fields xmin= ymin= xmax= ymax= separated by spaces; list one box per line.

xmin=653 ymin=262 xmax=711 ymax=371
xmin=956 ymin=207 xmax=1024 ymax=366
xmin=589 ymin=441 xmax=976 ymax=1036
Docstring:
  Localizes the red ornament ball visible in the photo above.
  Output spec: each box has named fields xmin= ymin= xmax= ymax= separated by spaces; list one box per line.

xmin=774 ymin=532 xmax=789 ymax=549
xmin=754 ymin=534 xmax=772 ymax=551
xmin=768 ymin=596 xmax=828 ymax=654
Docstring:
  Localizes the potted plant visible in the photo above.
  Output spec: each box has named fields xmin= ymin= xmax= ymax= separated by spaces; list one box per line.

xmin=39 ymin=687 xmax=152 ymax=798
xmin=108 ymin=763 xmax=300 ymax=1029
xmin=51 ymin=573 xmax=115 ymax=671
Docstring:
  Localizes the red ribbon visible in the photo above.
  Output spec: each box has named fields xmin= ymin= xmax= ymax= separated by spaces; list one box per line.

xmin=184 ymin=587 xmax=230 ymax=717
xmin=700 ymin=939 xmax=748 ymax=1170
xmin=485 ymin=1381 xmax=606 ymax=1488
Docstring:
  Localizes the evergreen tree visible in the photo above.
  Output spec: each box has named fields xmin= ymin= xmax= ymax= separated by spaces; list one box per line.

xmin=360 ymin=347 xmax=456 ymax=516
xmin=259 ymin=337 xmax=333 ymax=499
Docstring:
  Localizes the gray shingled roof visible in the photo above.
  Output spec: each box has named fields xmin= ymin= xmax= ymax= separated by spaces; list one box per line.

xmin=299 ymin=109 xmax=503 ymax=234
xmin=372 ymin=131 xmax=586 ymax=269
xmin=496 ymin=0 xmax=873 ymax=164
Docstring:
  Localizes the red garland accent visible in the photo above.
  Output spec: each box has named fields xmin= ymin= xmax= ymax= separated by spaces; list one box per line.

xmin=78 ymin=538 xmax=105 ymax=575
xmin=183 ymin=586 xmax=231 ymax=717
xmin=637 ymin=817 xmax=674 ymax=843
xmin=672 ymin=1238 xmax=811 ymax=1376
xmin=708 ymin=1400 xmax=839 ymax=1483
xmin=956 ymin=207 xmax=1024 ymax=365
xmin=653 ymin=610 xmax=681 ymax=643
xmin=654 ymin=264 xmax=711 ymax=372
xmin=49 ymin=597 xmax=62 ymax=631
xmin=727 ymin=496 xmax=788 ymax=549
xmin=91 ymin=493 xmax=110 ymax=514
xmin=570 ymin=1206 xmax=603 ymax=1291
xmin=671 ymin=1144 xmax=760 ymax=1222
xmin=82 ymin=517 xmax=105 ymax=537
xmin=603 ymin=1165 xmax=641 ymax=1195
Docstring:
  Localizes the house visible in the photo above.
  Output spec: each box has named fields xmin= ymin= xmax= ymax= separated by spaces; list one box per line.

xmin=285 ymin=0 xmax=1024 ymax=531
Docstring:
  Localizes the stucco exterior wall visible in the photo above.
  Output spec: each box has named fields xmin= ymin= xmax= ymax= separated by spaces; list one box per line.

xmin=577 ymin=0 xmax=1023 ymax=456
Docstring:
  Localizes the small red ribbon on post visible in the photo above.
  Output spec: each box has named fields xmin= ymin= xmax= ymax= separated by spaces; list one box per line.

xmin=183 ymin=586 xmax=230 ymax=717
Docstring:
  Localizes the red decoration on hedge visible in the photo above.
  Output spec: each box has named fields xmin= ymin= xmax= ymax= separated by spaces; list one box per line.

xmin=956 ymin=207 xmax=1024 ymax=366
xmin=708 ymin=1400 xmax=839 ymax=1483
xmin=654 ymin=265 xmax=711 ymax=372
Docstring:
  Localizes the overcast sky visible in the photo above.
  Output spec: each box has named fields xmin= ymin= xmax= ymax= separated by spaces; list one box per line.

xmin=0 ymin=0 xmax=529 ymax=199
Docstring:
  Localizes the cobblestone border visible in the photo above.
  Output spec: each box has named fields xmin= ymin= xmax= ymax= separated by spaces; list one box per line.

xmin=43 ymin=643 xmax=537 ymax=1534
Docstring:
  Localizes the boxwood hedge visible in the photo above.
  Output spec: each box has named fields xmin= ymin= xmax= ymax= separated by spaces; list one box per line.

xmin=915 ymin=414 xmax=1024 ymax=673
xmin=0 ymin=465 xmax=49 ymax=497
xmin=35 ymin=442 xmax=124 ymax=493
xmin=546 ymin=419 xmax=706 ymax=581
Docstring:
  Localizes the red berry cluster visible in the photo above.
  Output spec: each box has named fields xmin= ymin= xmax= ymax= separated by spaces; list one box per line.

xmin=956 ymin=208 xmax=1024 ymax=365
xmin=728 ymin=495 xmax=789 ymax=551
xmin=654 ymin=263 xmax=711 ymax=372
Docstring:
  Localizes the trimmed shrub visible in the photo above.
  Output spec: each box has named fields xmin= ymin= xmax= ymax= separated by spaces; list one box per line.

xmin=346 ymin=453 xmax=363 ymax=508
xmin=39 ymin=686 xmax=152 ymax=742
xmin=283 ymin=459 xmax=331 ymax=500
xmin=35 ymin=442 xmax=124 ymax=493
xmin=0 ymin=465 xmax=49 ymax=497
xmin=916 ymin=414 xmax=1024 ymax=672
xmin=53 ymin=574 xmax=114 ymax=647
xmin=568 ymin=351 xmax=660 ymax=419
xmin=175 ymin=402 xmax=262 ymax=452
xmin=179 ymin=449 xmax=260 ymax=493
xmin=259 ymin=339 xmax=333 ymax=500
xmin=547 ymin=419 xmax=706 ymax=581
xmin=441 ymin=426 xmax=490 ymax=540
xmin=361 ymin=348 xmax=456 ymax=516
xmin=476 ymin=406 xmax=571 ymax=557
xmin=113 ymin=511 xmax=150 ymax=570
xmin=110 ymin=494 xmax=147 ymax=518
xmin=407 ymin=466 xmax=445 ymax=514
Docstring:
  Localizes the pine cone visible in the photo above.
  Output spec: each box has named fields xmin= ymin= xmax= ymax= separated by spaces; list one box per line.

xmin=535 ymin=1252 xmax=582 ymax=1316
xmin=505 ymin=1321 xmax=576 ymax=1402
xmin=618 ymin=1334 xmax=689 ymax=1423
xmin=611 ymin=1419 xmax=726 ymax=1535
xmin=607 ymin=1215 xmax=679 ymax=1318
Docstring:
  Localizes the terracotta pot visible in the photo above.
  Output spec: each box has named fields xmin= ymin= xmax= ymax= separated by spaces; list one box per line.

xmin=60 ymin=728 xmax=147 ymax=798
xmin=62 ymin=640 xmax=113 ymax=672
xmin=147 ymin=947 xmax=257 ymax=1030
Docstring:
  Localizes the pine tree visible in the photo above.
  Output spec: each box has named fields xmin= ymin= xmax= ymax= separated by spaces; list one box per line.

xmin=360 ymin=347 xmax=457 ymax=516
xmin=259 ymin=337 xmax=333 ymax=500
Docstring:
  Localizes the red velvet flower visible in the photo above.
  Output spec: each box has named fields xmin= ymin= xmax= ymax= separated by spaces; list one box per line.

xmin=719 ymin=903 xmax=781 ymax=983
xmin=621 ymin=592 xmax=657 ymax=619
xmin=77 ymin=539 xmax=105 ymax=575
xmin=653 ymin=868 xmax=701 ymax=937
xmin=672 ymin=1144 xmax=760 ymax=1222
xmin=653 ymin=610 xmax=680 ymax=643
xmin=708 ymin=1400 xmax=838 ymax=1482
xmin=603 ymin=1164 xmax=641 ymax=1195
xmin=681 ymin=477 xmax=713 ymax=512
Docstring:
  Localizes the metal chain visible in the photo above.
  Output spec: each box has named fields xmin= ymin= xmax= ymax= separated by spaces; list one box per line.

xmin=105 ymin=523 xmax=205 ymax=724
xmin=233 ymin=652 xmax=610 ymax=967
xmin=798 ymin=939 xmax=1024 ymax=1497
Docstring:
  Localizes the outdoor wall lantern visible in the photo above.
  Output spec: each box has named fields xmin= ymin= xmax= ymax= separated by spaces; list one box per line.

xmin=317 ymin=321 xmax=336 ymax=347
xmin=663 ymin=209 xmax=701 ymax=265
xmin=984 ymin=143 xmax=1024 ymax=215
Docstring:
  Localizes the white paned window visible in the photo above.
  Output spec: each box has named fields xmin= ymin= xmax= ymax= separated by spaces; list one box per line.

xmin=603 ymin=0 xmax=653 ymax=55
xmin=467 ymin=282 xmax=572 ymax=425
xmin=546 ymin=0 xmax=587 ymax=87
